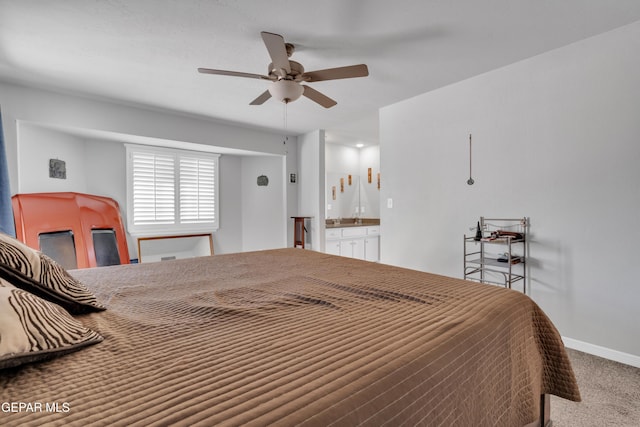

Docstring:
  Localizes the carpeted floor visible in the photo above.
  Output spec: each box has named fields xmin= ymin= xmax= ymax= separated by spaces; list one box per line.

xmin=551 ymin=348 xmax=640 ymax=426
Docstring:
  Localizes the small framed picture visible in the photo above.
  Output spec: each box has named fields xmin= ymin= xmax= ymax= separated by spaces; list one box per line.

xmin=49 ymin=159 xmax=67 ymax=179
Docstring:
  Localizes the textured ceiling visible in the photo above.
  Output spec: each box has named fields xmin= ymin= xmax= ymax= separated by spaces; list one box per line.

xmin=2 ymin=1 xmax=640 ymax=146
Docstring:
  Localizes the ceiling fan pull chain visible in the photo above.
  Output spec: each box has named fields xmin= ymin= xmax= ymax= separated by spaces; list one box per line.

xmin=283 ymin=100 xmax=289 ymax=149
xmin=284 ymin=100 xmax=288 ymax=134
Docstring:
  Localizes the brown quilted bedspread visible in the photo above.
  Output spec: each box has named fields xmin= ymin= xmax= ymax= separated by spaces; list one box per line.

xmin=1 ymin=248 xmax=580 ymax=426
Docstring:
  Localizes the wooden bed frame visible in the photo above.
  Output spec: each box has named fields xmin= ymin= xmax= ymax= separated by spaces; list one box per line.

xmin=526 ymin=394 xmax=552 ymax=427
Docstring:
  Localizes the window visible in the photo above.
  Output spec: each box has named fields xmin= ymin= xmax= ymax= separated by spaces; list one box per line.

xmin=125 ymin=145 xmax=219 ymax=235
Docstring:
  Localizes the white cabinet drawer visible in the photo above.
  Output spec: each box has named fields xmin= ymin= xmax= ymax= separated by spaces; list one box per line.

xmin=366 ymin=226 xmax=380 ymax=236
xmin=326 ymin=229 xmax=342 ymax=239
xmin=341 ymin=227 xmax=367 ymax=238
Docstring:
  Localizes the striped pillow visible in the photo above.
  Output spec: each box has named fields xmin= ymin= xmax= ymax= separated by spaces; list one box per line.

xmin=0 ymin=282 xmax=103 ymax=370
xmin=0 ymin=233 xmax=105 ymax=314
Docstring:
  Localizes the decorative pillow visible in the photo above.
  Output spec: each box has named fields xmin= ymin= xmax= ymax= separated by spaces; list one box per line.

xmin=0 ymin=232 xmax=105 ymax=314
xmin=0 ymin=282 xmax=103 ymax=370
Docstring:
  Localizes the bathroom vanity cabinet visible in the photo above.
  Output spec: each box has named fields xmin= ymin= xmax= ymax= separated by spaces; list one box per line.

xmin=325 ymin=224 xmax=380 ymax=262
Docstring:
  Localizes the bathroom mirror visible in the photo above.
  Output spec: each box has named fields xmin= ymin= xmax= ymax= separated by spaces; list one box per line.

xmin=326 ymin=172 xmax=358 ymax=219
xmin=325 ymin=172 xmax=379 ymax=220
xmin=324 ymin=141 xmax=380 ymax=222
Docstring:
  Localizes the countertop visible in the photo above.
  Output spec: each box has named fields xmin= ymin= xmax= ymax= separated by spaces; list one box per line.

xmin=325 ymin=219 xmax=380 ymax=229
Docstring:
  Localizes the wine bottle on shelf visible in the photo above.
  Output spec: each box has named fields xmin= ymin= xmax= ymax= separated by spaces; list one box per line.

xmin=474 ymin=221 xmax=482 ymax=241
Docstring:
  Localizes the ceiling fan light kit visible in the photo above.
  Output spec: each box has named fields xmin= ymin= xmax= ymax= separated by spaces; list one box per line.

xmin=198 ymin=31 xmax=369 ymax=108
xmin=269 ymin=80 xmax=304 ymax=103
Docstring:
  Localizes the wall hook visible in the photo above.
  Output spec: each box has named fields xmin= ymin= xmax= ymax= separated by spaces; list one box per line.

xmin=467 ymin=133 xmax=474 ymax=185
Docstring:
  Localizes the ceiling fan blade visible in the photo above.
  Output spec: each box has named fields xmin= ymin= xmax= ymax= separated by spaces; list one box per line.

xmin=250 ymin=90 xmax=272 ymax=105
xmin=301 ymin=64 xmax=369 ymax=82
xmin=198 ymin=68 xmax=272 ymax=80
xmin=302 ymin=85 xmax=337 ymax=108
xmin=261 ymin=31 xmax=291 ymax=75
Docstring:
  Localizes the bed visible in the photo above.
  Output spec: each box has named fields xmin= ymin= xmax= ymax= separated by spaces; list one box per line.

xmin=1 ymin=245 xmax=580 ymax=426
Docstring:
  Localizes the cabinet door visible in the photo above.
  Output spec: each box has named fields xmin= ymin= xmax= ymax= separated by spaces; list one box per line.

xmin=326 ymin=240 xmax=341 ymax=256
xmin=340 ymin=238 xmax=365 ymax=259
xmin=352 ymin=238 xmax=365 ymax=259
xmin=364 ymin=235 xmax=379 ymax=262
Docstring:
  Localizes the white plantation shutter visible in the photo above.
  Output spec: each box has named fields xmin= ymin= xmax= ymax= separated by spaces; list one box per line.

xmin=131 ymin=151 xmax=175 ymax=225
xmin=126 ymin=145 xmax=219 ymax=235
xmin=180 ymin=156 xmax=216 ymax=223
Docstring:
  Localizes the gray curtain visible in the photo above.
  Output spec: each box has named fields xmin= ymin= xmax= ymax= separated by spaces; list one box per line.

xmin=0 ymin=108 xmax=16 ymax=237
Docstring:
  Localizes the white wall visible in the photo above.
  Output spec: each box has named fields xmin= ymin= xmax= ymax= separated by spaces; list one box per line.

xmin=17 ymin=124 xmax=88 ymax=193
xmin=218 ymin=155 xmax=243 ymax=254
xmin=284 ymin=138 xmax=298 ymax=247
xmin=297 ymin=130 xmax=325 ymax=251
xmin=325 ymin=143 xmax=359 ymax=175
xmin=1 ymin=82 xmax=296 ymax=255
xmin=84 ymin=138 xmax=126 ymax=200
xmin=241 ymin=155 xmax=287 ymax=251
xmin=380 ymin=21 xmax=640 ymax=363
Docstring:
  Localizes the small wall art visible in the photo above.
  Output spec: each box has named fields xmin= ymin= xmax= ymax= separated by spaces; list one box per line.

xmin=368 ymin=168 xmax=372 ymax=183
xmin=49 ymin=159 xmax=66 ymax=179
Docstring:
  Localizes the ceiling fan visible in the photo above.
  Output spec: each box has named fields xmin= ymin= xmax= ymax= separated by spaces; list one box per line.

xmin=198 ymin=31 xmax=369 ymax=108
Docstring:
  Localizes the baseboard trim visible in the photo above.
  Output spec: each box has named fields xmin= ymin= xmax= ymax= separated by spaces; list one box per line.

xmin=562 ymin=337 xmax=640 ymax=368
